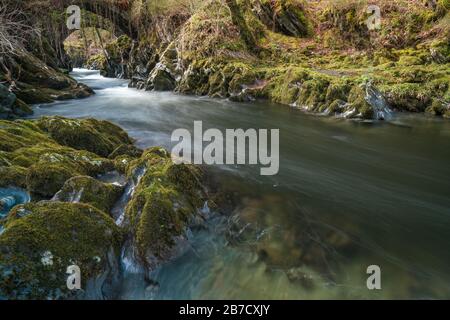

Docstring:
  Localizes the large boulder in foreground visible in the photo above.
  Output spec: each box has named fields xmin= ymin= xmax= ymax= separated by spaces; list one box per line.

xmin=0 ymin=201 xmax=123 ymax=300
xmin=124 ymin=147 xmax=208 ymax=271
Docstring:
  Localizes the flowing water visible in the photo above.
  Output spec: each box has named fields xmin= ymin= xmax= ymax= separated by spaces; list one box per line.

xmin=31 ymin=69 xmax=450 ymax=299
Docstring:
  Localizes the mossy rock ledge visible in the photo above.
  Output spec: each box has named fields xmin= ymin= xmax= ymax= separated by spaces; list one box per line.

xmin=2 ymin=50 xmax=93 ymax=107
xmin=0 ymin=117 xmax=138 ymax=199
xmin=53 ymin=176 xmax=124 ymax=215
xmin=117 ymin=0 xmax=447 ymax=120
xmin=0 ymin=117 xmax=212 ymax=298
xmin=0 ymin=201 xmax=123 ymax=300
xmin=123 ymin=147 xmax=209 ymax=272
xmin=36 ymin=116 xmax=141 ymax=158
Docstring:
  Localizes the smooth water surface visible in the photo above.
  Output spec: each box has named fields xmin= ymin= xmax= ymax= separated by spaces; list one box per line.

xmin=32 ymin=69 xmax=450 ymax=299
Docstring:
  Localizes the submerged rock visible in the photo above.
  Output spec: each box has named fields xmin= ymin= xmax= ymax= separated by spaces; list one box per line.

xmin=0 ymin=201 xmax=123 ymax=299
xmin=225 ymin=194 xmax=357 ymax=278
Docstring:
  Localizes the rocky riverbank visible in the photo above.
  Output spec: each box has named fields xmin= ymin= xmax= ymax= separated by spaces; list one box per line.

xmin=0 ymin=0 xmax=449 ymax=300
xmin=1 ymin=1 xmax=448 ymax=121
xmin=0 ymin=116 xmax=211 ymax=299
xmin=0 ymin=50 xmax=93 ymax=119
xmin=79 ymin=0 xmax=450 ymax=120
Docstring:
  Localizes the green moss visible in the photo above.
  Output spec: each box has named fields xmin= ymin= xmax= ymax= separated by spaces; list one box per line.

xmin=114 ymin=155 xmax=133 ymax=174
xmin=257 ymin=0 xmax=312 ymax=37
xmin=55 ymin=176 xmax=123 ymax=214
xmin=397 ymin=55 xmax=424 ymax=66
xmin=0 ymin=166 xmax=28 ymax=188
xmin=179 ymin=0 xmax=248 ymax=60
xmin=133 ymin=184 xmax=188 ymax=261
xmin=0 ymin=201 xmax=122 ymax=299
xmin=296 ymin=77 xmax=330 ymax=110
xmin=86 ymin=53 xmax=108 ymax=70
xmin=124 ymin=147 xmax=206 ymax=268
xmin=325 ymin=81 xmax=351 ymax=102
xmin=21 ymin=148 xmax=114 ymax=198
xmin=327 ymin=99 xmax=346 ymax=113
xmin=12 ymin=99 xmax=33 ymax=117
xmin=0 ymin=151 xmax=11 ymax=166
xmin=26 ymin=164 xmax=73 ymax=198
xmin=426 ymin=99 xmax=450 ymax=116
xmin=381 ymin=83 xmax=433 ymax=112
xmin=264 ymin=67 xmax=311 ymax=105
xmin=105 ymin=35 xmax=132 ymax=61
xmin=37 ymin=117 xmax=134 ymax=157
xmin=227 ymin=64 xmax=258 ymax=93
xmin=347 ymin=85 xmax=374 ymax=119
xmin=109 ymin=144 xmax=142 ymax=159
xmin=0 ymin=117 xmax=126 ymax=196
xmin=4 ymin=50 xmax=93 ymax=105
xmin=0 ymin=120 xmax=53 ymax=152
xmin=14 ymin=86 xmax=54 ymax=104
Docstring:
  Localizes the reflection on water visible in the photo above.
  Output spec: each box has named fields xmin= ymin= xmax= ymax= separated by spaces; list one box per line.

xmin=31 ymin=69 xmax=450 ymax=299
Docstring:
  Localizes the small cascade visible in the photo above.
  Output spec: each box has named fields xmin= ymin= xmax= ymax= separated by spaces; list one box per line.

xmin=365 ymin=82 xmax=393 ymax=121
xmin=53 ymin=188 xmax=84 ymax=203
xmin=0 ymin=187 xmax=31 ymax=218
xmin=112 ymin=166 xmax=147 ymax=226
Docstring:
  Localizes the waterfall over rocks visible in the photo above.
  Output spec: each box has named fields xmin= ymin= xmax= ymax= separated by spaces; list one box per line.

xmin=0 ymin=188 xmax=31 ymax=218
xmin=365 ymin=82 xmax=393 ymax=121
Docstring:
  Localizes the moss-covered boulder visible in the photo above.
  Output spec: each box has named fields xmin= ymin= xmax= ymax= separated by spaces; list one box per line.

xmin=101 ymin=35 xmax=133 ymax=78
xmin=3 ymin=50 xmax=93 ymax=105
xmin=145 ymin=43 xmax=179 ymax=92
xmin=124 ymin=147 xmax=207 ymax=270
xmin=53 ymin=176 xmax=123 ymax=214
xmin=0 ymin=117 xmax=139 ymax=198
xmin=15 ymin=144 xmax=114 ymax=198
xmin=108 ymin=144 xmax=143 ymax=160
xmin=36 ymin=117 xmax=136 ymax=158
xmin=0 ymin=201 xmax=123 ymax=300
xmin=86 ymin=53 xmax=108 ymax=71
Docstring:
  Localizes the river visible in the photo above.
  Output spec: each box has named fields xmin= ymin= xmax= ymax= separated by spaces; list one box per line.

xmin=31 ymin=69 xmax=450 ymax=299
